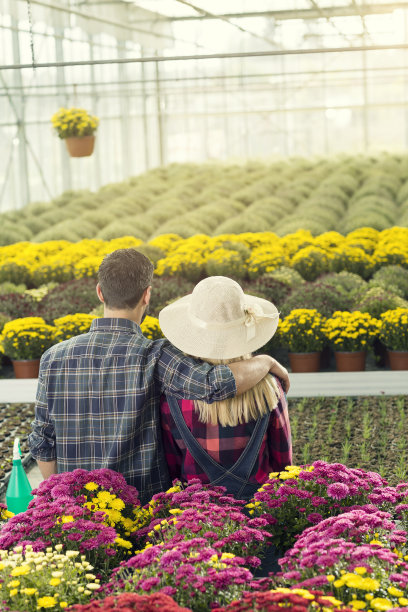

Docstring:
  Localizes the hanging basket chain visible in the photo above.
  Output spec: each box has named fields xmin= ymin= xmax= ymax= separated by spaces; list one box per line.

xmin=26 ymin=0 xmax=35 ymax=69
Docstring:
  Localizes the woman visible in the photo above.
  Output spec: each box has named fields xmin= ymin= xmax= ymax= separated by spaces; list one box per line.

xmin=158 ymin=275 xmax=292 ymax=501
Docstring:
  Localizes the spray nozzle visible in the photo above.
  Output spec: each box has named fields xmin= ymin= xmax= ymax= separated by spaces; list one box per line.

xmin=13 ymin=438 xmax=21 ymax=461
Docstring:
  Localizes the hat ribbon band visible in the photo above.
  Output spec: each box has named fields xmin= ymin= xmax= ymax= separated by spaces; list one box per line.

xmin=188 ymin=309 xmax=280 ymax=341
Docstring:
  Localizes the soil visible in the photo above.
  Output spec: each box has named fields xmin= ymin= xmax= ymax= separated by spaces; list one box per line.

xmin=0 ymin=396 xmax=405 ymax=493
xmin=289 ymin=395 xmax=408 ymax=484
xmin=0 ymin=403 xmax=35 ymax=496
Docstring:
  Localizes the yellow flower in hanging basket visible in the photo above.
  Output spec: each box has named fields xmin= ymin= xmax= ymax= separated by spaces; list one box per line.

xmin=51 ymin=107 xmax=99 ymax=139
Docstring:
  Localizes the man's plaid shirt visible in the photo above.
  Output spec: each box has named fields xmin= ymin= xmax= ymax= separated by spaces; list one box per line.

xmin=161 ymin=378 xmax=292 ymax=485
xmin=28 ymin=318 xmax=236 ymax=504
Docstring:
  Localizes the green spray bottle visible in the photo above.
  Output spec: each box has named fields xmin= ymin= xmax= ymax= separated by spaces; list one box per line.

xmin=6 ymin=438 xmax=34 ymax=514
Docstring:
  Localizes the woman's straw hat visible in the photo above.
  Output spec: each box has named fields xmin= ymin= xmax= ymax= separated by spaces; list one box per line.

xmin=158 ymin=276 xmax=279 ymax=359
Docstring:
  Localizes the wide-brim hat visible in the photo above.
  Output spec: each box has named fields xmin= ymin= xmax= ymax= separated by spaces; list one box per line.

xmin=158 ymin=276 xmax=279 ymax=360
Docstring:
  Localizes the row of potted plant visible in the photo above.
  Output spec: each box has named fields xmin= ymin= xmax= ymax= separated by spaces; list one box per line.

xmin=277 ymin=307 xmax=408 ymax=372
xmin=1 ymin=461 xmax=408 ymax=610
xmin=0 ymin=308 xmax=406 ymax=377
xmin=0 ymin=314 xmax=159 ymax=378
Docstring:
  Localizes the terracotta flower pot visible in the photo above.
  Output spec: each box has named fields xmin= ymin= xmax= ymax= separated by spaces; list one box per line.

xmin=65 ymin=135 xmax=95 ymax=157
xmin=11 ymin=359 xmax=41 ymax=379
xmin=334 ymin=351 xmax=366 ymax=372
xmin=387 ymin=350 xmax=408 ymax=371
xmin=289 ymin=352 xmax=321 ymax=373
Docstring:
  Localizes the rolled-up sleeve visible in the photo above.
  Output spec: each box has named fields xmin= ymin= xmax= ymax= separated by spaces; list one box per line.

xmin=28 ymin=367 xmax=56 ymax=461
xmin=156 ymin=343 xmax=236 ymax=402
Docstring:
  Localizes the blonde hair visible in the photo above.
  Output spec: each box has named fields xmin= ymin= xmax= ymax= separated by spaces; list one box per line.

xmin=193 ymin=355 xmax=280 ymax=427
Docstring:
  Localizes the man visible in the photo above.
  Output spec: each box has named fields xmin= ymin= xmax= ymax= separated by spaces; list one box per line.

xmin=28 ymin=248 xmax=289 ymax=504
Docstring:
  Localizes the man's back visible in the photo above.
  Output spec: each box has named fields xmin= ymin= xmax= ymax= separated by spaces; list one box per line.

xmin=28 ymin=318 xmax=236 ymax=504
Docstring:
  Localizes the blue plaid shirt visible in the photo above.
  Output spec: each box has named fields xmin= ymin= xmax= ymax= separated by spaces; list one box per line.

xmin=28 ymin=318 xmax=236 ymax=504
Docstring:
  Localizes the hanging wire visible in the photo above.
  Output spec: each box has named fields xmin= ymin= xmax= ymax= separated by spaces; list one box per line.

xmin=26 ymin=0 xmax=36 ymax=69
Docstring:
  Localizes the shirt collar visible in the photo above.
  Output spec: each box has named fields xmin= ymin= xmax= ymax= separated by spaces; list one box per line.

xmin=90 ymin=317 xmax=142 ymax=335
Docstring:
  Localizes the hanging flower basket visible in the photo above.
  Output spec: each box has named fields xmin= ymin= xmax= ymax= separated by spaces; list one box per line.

xmin=51 ymin=107 xmax=99 ymax=158
xmin=65 ymin=135 xmax=95 ymax=158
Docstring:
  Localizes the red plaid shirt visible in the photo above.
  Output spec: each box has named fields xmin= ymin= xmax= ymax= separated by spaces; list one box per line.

xmin=160 ymin=378 xmax=292 ymax=485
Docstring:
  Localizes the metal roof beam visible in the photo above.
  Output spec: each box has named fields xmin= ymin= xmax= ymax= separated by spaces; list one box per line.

xmin=129 ymin=3 xmax=408 ymax=22
xmin=172 ymin=0 xmax=280 ymax=48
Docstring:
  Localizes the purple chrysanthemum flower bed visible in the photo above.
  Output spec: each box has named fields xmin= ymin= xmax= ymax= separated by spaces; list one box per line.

xmin=1 ymin=462 xmax=408 ymax=611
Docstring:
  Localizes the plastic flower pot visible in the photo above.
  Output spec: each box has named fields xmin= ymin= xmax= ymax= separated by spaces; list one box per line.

xmin=11 ymin=359 xmax=40 ymax=378
xmin=387 ymin=349 xmax=408 ymax=370
xmin=289 ymin=351 xmax=321 ymax=373
xmin=65 ymin=135 xmax=95 ymax=157
xmin=334 ymin=350 xmax=366 ymax=372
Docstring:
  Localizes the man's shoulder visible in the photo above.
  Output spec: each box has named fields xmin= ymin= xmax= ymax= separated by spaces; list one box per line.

xmin=40 ymin=333 xmax=172 ymax=366
xmin=41 ymin=333 xmax=89 ymax=362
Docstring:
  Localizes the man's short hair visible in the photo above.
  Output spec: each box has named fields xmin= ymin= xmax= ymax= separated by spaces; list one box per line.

xmin=98 ymin=248 xmax=154 ymax=310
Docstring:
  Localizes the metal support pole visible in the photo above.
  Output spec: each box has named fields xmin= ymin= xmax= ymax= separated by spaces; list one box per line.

xmin=140 ymin=47 xmax=150 ymax=170
xmin=3 ymin=44 xmax=408 ymax=72
xmin=362 ymin=44 xmax=369 ymax=150
xmin=55 ymin=27 xmax=72 ymax=192
xmin=154 ymin=58 xmax=164 ymax=166
xmin=11 ymin=16 xmax=30 ymax=209
xmin=405 ymin=9 xmax=408 ymax=149
xmin=118 ymin=41 xmax=131 ymax=178
xmin=88 ymin=34 xmax=102 ymax=187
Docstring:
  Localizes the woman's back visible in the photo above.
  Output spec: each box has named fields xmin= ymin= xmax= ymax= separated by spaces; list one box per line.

xmin=158 ymin=276 xmax=292 ymax=498
xmin=161 ymin=375 xmax=291 ymax=492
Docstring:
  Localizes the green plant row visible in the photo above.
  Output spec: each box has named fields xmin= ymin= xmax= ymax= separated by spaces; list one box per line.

xmin=1 ymin=154 xmax=408 ymax=245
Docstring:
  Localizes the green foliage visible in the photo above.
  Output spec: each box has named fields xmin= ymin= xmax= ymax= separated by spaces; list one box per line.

xmin=135 ymin=244 xmax=165 ymax=266
xmin=37 ymin=278 xmax=99 ymax=323
xmin=273 ymin=217 xmax=328 ymax=237
xmin=267 ymin=266 xmax=305 ymax=288
xmin=151 ymin=222 xmax=197 ymax=239
xmin=397 ymin=180 xmax=408 ymax=205
xmin=0 ymin=293 xmax=36 ymax=319
xmin=97 ymin=219 xmax=149 ymax=242
xmin=0 ymin=312 xmax=11 ymax=333
xmin=0 ymin=261 xmax=31 ymax=285
xmin=370 ymin=261 xmax=408 ymax=295
xmin=214 ymin=215 xmax=270 ymax=235
xmin=399 ymin=209 xmax=408 ymax=227
xmin=291 ymin=246 xmax=331 ymax=282
xmin=78 ymin=210 xmax=116 ymax=230
xmin=107 ymin=196 xmax=147 ymax=217
xmin=355 ymin=286 xmax=408 ymax=318
xmin=6 ymin=154 xmax=408 ymax=245
xmin=23 ymin=201 xmax=54 ymax=216
xmin=21 ymin=215 xmax=49 ymax=235
xmin=220 ymin=241 xmax=251 ymax=262
xmin=341 ymin=213 xmax=393 ymax=234
xmin=205 ymin=249 xmax=246 ymax=280
xmin=31 ymin=262 xmax=76 ymax=287
xmin=330 ymin=246 xmax=373 ymax=279
xmin=32 ymin=225 xmax=83 ymax=243
xmin=319 ymin=271 xmax=367 ymax=305
xmin=52 ymin=189 xmax=86 ymax=207
xmin=281 ymin=281 xmax=352 ymax=319
xmin=96 ymin=182 xmax=128 ymax=200
xmin=0 ymin=281 xmax=27 ymax=295
xmin=241 ymin=275 xmax=292 ymax=307
xmin=149 ymin=276 xmax=195 ymax=317
xmin=0 ymin=225 xmax=32 ymax=246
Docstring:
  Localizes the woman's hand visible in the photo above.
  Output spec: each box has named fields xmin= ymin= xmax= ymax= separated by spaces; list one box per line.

xmin=268 ymin=357 xmax=290 ymax=393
